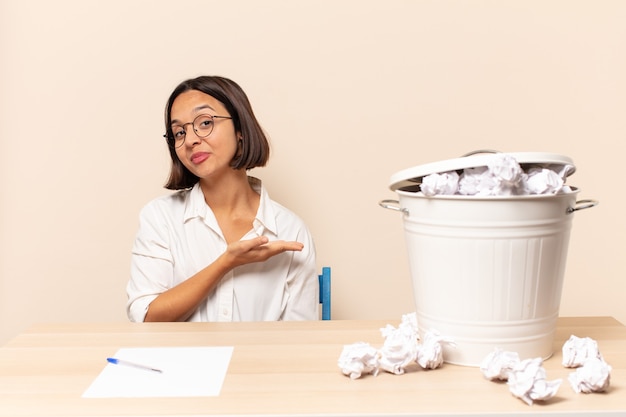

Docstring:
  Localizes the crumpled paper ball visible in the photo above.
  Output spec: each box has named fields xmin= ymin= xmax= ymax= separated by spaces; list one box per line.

xmin=378 ymin=323 xmax=419 ymax=375
xmin=421 ymin=171 xmax=459 ymax=196
xmin=524 ymin=168 xmax=564 ymax=194
xmin=480 ymin=348 xmax=520 ymax=381
xmin=487 ymin=153 xmax=526 ymax=195
xmin=337 ymin=342 xmax=379 ymax=379
xmin=416 ymin=330 xmax=455 ymax=370
xmin=378 ymin=313 xmax=421 ymax=375
xmin=458 ymin=166 xmax=498 ymax=195
xmin=568 ymin=356 xmax=612 ymax=393
xmin=507 ymin=357 xmax=562 ymax=405
xmin=562 ymin=335 xmax=602 ymax=368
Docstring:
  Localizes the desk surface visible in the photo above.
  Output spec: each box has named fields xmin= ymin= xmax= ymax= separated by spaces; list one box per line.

xmin=0 ymin=317 xmax=625 ymax=417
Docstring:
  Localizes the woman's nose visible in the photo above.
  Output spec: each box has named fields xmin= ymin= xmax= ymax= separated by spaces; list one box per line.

xmin=186 ymin=128 xmax=202 ymax=146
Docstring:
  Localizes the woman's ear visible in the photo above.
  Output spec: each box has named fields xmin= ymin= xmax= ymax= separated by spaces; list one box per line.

xmin=233 ymin=137 xmax=244 ymax=159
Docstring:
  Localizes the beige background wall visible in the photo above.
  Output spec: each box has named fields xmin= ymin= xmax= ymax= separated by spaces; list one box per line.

xmin=1 ymin=0 xmax=625 ymax=344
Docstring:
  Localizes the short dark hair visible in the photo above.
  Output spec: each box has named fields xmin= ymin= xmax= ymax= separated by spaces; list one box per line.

xmin=163 ymin=76 xmax=270 ymax=190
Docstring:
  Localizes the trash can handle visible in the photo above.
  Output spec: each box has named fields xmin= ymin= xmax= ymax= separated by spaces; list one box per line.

xmin=378 ymin=199 xmax=408 ymax=215
xmin=567 ymin=199 xmax=598 ymax=214
xmin=461 ymin=149 xmax=500 ymax=157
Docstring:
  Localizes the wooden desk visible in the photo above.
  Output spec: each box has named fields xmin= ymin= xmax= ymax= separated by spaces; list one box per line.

xmin=0 ymin=317 xmax=624 ymax=416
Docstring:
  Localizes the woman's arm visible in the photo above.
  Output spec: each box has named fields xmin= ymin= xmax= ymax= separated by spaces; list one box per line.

xmin=144 ymin=236 xmax=304 ymax=322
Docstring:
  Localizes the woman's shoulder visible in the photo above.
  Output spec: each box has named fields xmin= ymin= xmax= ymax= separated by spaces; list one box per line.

xmin=139 ymin=188 xmax=193 ymax=218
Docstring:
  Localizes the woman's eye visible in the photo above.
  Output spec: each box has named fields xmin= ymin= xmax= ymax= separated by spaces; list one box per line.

xmin=173 ymin=129 xmax=185 ymax=138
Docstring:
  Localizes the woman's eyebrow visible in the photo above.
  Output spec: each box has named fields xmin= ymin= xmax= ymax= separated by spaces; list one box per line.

xmin=194 ymin=104 xmax=216 ymax=113
xmin=170 ymin=104 xmax=217 ymax=125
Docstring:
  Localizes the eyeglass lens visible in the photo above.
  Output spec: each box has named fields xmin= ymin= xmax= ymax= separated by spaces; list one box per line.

xmin=172 ymin=114 xmax=215 ymax=148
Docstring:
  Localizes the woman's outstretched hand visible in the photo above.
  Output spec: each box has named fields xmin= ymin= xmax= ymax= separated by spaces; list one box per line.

xmin=223 ymin=236 xmax=303 ymax=268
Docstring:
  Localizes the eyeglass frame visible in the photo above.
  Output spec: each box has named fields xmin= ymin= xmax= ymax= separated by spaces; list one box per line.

xmin=164 ymin=114 xmax=233 ymax=148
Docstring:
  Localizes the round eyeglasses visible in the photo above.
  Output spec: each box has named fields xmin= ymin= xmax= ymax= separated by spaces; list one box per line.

xmin=165 ymin=114 xmax=232 ymax=148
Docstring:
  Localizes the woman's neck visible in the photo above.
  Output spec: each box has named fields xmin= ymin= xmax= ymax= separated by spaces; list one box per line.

xmin=199 ymin=170 xmax=257 ymax=211
xmin=199 ymin=171 xmax=261 ymax=243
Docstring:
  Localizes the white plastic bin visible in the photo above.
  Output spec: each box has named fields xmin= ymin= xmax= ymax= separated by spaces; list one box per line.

xmin=380 ymin=152 xmax=597 ymax=366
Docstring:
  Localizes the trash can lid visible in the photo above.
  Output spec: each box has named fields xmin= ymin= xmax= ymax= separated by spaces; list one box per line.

xmin=389 ymin=151 xmax=576 ymax=191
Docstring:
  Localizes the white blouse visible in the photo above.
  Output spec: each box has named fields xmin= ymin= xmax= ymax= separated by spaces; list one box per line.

xmin=126 ymin=177 xmax=318 ymax=322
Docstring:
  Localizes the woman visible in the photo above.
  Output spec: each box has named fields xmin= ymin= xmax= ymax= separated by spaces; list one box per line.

xmin=126 ymin=76 xmax=318 ymax=322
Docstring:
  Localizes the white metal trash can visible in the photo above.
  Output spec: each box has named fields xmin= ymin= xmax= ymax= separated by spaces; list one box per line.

xmin=380 ymin=152 xmax=597 ymax=366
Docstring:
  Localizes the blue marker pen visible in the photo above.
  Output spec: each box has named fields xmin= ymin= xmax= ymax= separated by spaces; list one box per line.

xmin=106 ymin=357 xmax=163 ymax=373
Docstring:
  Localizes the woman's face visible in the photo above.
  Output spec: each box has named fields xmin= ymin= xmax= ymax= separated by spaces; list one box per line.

xmin=170 ymin=90 xmax=239 ymax=181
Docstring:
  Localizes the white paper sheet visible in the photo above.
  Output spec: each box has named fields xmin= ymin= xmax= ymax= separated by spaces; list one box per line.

xmin=82 ymin=346 xmax=233 ymax=398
